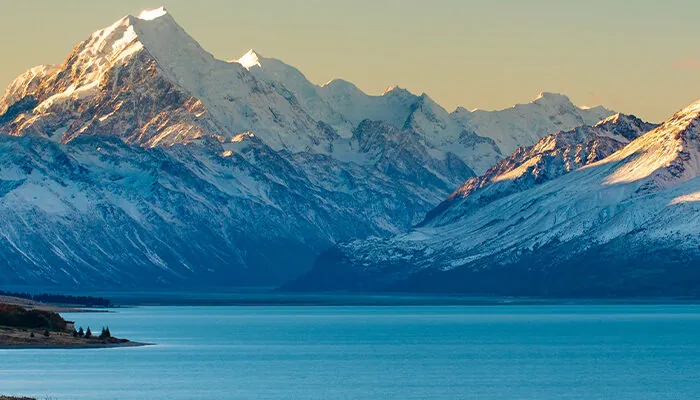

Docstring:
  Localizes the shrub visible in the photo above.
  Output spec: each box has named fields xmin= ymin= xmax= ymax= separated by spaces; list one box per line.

xmin=0 ymin=303 xmax=67 ymax=331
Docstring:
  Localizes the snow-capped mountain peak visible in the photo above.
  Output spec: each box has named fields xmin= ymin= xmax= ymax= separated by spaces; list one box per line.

xmin=453 ymin=92 xmax=615 ymax=155
xmin=533 ymin=91 xmax=572 ymax=105
xmin=0 ymin=8 xmax=343 ymax=152
xmin=592 ymin=113 xmax=658 ymax=141
xmin=383 ymin=85 xmax=403 ymax=95
xmin=420 ymin=112 xmax=657 ymax=226
xmin=320 ymin=78 xmax=364 ymax=95
xmin=237 ymin=49 xmax=262 ymax=70
xmin=603 ymin=100 xmax=700 ymax=188
xmin=137 ymin=6 xmax=169 ymax=21
xmin=28 ymin=6 xmax=208 ymax=116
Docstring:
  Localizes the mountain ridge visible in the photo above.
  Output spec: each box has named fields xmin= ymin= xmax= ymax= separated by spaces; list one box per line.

xmin=421 ymin=113 xmax=659 ymax=226
xmin=0 ymin=7 xmax=620 ymax=289
xmin=289 ymin=101 xmax=700 ymax=296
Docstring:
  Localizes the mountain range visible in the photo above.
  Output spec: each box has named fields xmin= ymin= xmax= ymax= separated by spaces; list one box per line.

xmin=290 ymin=103 xmax=700 ymax=296
xmin=3 ymin=7 xmax=692 ymax=296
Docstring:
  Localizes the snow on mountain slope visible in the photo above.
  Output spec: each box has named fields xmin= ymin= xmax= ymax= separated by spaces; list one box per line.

xmin=320 ymin=80 xmax=419 ymax=130
xmin=0 ymin=8 xmax=483 ymax=288
xmin=0 ymin=130 xmax=466 ymax=287
xmin=0 ymin=8 xmax=334 ymax=152
xmin=349 ymin=120 xmax=475 ymax=191
xmin=0 ymin=7 xmax=620 ymax=288
xmin=0 ymin=65 xmax=58 ymax=116
xmin=235 ymin=52 xmax=501 ymax=173
xmin=603 ymin=101 xmax=700 ymax=189
xmin=422 ymin=113 xmax=658 ymax=225
xmin=290 ymin=100 xmax=700 ymax=296
xmin=0 ymin=8 xmax=616 ymax=172
xmin=0 ymin=8 xmax=477 ymax=188
xmin=235 ymin=50 xmax=355 ymax=138
xmin=234 ymin=51 xmax=614 ymax=175
xmin=0 ymin=134 xmax=319 ymax=286
xmin=401 ymin=94 xmax=503 ymax=174
xmin=453 ymin=92 xmax=615 ymax=156
xmin=236 ymin=45 xmax=622 ymax=177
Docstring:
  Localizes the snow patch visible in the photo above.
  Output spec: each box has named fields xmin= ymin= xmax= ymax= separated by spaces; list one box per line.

xmin=138 ymin=7 xmax=168 ymax=21
xmin=237 ymin=49 xmax=261 ymax=70
xmin=670 ymin=191 xmax=700 ymax=205
xmin=604 ymin=101 xmax=700 ymax=186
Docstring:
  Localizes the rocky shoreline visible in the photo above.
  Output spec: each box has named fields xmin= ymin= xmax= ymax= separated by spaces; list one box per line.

xmin=0 ymin=299 xmax=149 ymax=350
xmin=0 ymin=325 xmax=151 ymax=349
xmin=0 ymin=397 xmax=37 ymax=400
xmin=0 ymin=341 xmax=150 ymax=350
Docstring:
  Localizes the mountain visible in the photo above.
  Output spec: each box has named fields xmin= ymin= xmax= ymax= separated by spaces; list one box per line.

xmin=236 ymin=49 xmax=356 ymax=138
xmin=452 ymin=92 xmax=615 ymax=156
xmin=289 ymin=103 xmax=700 ymax=296
xmin=0 ymin=7 xmax=615 ymax=288
xmin=0 ymin=131 xmax=470 ymax=287
xmin=0 ymin=8 xmax=335 ymax=152
xmin=231 ymin=50 xmax=613 ymax=174
xmin=422 ymin=113 xmax=659 ymax=225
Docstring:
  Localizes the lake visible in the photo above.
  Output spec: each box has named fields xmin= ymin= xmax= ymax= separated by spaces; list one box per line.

xmin=2 ymin=305 xmax=700 ymax=399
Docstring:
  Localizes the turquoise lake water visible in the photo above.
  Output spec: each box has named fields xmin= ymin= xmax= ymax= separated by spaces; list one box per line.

xmin=2 ymin=305 xmax=700 ymax=399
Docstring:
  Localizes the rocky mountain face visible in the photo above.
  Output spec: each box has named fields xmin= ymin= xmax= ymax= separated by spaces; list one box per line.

xmin=290 ymin=103 xmax=700 ymax=296
xmin=0 ymin=7 xmax=614 ymax=288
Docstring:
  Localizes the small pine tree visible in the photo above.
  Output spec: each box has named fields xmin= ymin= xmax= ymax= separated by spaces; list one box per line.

xmin=30 ymin=332 xmax=35 ymax=338
xmin=43 ymin=330 xmax=50 ymax=337
xmin=85 ymin=327 xmax=92 ymax=339
xmin=98 ymin=326 xmax=112 ymax=339
xmin=72 ymin=329 xmax=78 ymax=337
xmin=78 ymin=327 xmax=84 ymax=337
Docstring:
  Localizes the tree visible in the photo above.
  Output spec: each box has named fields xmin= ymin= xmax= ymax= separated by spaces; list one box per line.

xmin=78 ymin=327 xmax=84 ymax=337
xmin=85 ymin=327 xmax=92 ymax=339
xmin=99 ymin=326 xmax=111 ymax=339
xmin=72 ymin=329 xmax=78 ymax=337
xmin=30 ymin=332 xmax=35 ymax=338
xmin=43 ymin=330 xmax=50 ymax=337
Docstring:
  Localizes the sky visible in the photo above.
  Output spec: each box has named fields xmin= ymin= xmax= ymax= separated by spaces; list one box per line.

xmin=1 ymin=0 xmax=700 ymax=122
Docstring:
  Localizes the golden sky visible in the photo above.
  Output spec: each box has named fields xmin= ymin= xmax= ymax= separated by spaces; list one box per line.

xmin=1 ymin=0 xmax=700 ymax=122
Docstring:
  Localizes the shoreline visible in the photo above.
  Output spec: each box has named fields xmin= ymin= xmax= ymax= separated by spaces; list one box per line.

xmin=0 ymin=341 xmax=152 ymax=350
xmin=88 ymin=294 xmax=700 ymax=307
xmin=0 ymin=295 xmax=110 ymax=313
xmin=1 ymin=300 xmax=146 ymax=351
